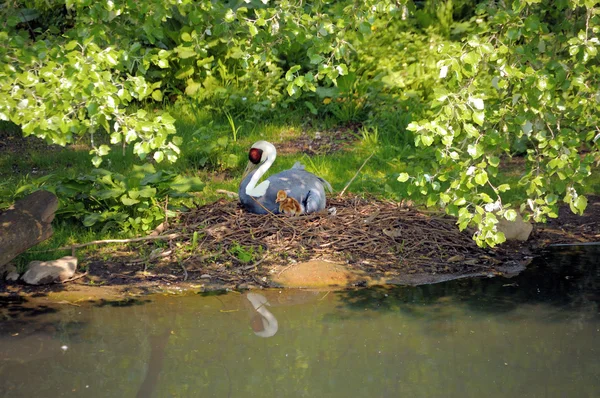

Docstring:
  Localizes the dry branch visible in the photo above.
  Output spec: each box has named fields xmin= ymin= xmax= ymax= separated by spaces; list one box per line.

xmin=55 ymin=233 xmax=183 ymax=256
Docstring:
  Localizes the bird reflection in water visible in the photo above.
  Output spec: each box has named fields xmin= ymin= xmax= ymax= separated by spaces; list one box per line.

xmin=246 ymin=293 xmax=279 ymax=338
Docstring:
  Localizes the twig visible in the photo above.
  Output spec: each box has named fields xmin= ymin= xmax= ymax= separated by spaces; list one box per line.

xmin=55 ymin=300 xmax=81 ymax=307
xmin=339 ymin=152 xmax=374 ymax=197
xmin=164 ymin=195 xmax=169 ymax=229
xmin=277 ymin=264 xmax=294 ymax=277
xmin=241 ymin=251 xmax=270 ymax=270
xmin=216 ymin=189 xmax=239 ymax=198
xmin=126 ymin=250 xmax=173 ymax=265
xmin=319 ymin=291 xmax=331 ymax=301
xmin=58 ymin=272 xmax=88 ymax=284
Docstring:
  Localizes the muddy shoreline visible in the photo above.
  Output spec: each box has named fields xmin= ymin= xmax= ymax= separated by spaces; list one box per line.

xmin=1 ymin=195 xmax=599 ymax=302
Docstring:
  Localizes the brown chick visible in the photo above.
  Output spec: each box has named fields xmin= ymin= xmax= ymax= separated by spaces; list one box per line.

xmin=275 ymin=190 xmax=302 ymax=216
xmin=275 ymin=190 xmax=288 ymax=204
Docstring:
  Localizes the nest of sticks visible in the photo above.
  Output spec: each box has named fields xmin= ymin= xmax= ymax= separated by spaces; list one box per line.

xmin=162 ymin=195 xmax=506 ymax=281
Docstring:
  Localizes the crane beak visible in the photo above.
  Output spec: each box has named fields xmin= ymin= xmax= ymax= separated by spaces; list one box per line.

xmin=242 ymin=161 xmax=257 ymax=179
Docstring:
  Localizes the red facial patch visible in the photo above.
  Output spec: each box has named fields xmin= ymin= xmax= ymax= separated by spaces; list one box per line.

xmin=249 ymin=148 xmax=263 ymax=164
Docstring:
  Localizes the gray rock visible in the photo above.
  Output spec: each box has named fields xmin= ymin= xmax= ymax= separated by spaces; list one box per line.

xmin=3 ymin=264 xmax=20 ymax=281
xmin=497 ymin=214 xmax=533 ymax=241
xmin=0 ymin=190 xmax=58 ymax=267
xmin=21 ymin=256 xmax=78 ymax=285
xmin=6 ymin=272 xmax=20 ymax=282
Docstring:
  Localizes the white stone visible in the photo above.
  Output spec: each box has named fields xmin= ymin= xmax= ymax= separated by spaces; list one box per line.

xmin=21 ymin=256 xmax=78 ymax=285
xmin=6 ymin=270 xmax=20 ymax=281
xmin=497 ymin=214 xmax=533 ymax=241
xmin=3 ymin=264 xmax=20 ymax=281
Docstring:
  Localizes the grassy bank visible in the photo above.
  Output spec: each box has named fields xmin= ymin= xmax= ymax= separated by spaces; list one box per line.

xmin=2 ymin=100 xmax=600 ymax=272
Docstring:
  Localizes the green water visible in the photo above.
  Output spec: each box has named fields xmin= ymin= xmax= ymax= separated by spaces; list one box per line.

xmin=1 ymin=246 xmax=599 ymax=398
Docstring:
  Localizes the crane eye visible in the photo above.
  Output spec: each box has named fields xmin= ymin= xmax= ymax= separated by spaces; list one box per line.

xmin=249 ymin=148 xmax=263 ymax=164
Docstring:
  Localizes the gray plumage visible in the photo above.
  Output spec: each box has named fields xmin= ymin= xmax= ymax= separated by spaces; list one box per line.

xmin=239 ymin=146 xmax=332 ymax=215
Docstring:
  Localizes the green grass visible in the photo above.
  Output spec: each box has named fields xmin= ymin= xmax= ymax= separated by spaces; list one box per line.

xmin=1 ymin=100 xmax=417 ymax=200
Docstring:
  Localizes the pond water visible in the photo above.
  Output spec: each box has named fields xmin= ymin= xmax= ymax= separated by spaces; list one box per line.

xmin=1 ymin=246 xmax=599 ymax=398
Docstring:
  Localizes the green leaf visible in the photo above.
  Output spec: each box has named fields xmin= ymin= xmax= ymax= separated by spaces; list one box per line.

xmin=224 ymin=9 xmax=235 ymax=22
xmin=65 ymin=40 xmax=79 ymax=51
xmin=176 ymin=67 xmax=195 ymax=79
xmin=140 ymin=173 xmax=162 ymax=186
xmin=95 ymin=188 xmax=124 ymax=199
xmin=463 ymin=123 xmax=479 ymax=137
xmin=495 ymin=231 xmax=507 ymax=245
xmin=15 ymin=8 xmax=40 ymax=23
xmin=462 ymin=51 xmax=480 ymax=65
xmin=397 ymin=173 xmax=410 ymax=182
xmin=474 ymin=171 xmax=488 ymax=186
xmin=304 ymin=101 xmax=318 ymax=115
xmin=138 ymin=187 xmax=157 ymax=198
xmin=152 ymin=90 xmax=163 ymax=101
xmin=472 ymin=111 xmax=485 ymax=126
xmin=571 ymin=195 xmax=588 ymax=215
xmin=249 ymin=24 xmax=258 ymax=36
xmin=336 ymin=64 xmax=348 ymax=76
xmin=185 ymin=80 xmax=201 ymax=96
xmin=121 ymin=196 xmax=140 ymax=206
xmin=175 ymin=46 xmax=197 ymax=59
xmin=467 ymin=144 xmax=483 ymax=158
xmin=504 ymin=209 xmax=517 ymax=221
xmin=421 ymin=135 xmax=434 ymax=147
xmin=97 ymin=145 xmax=110 ymax=156
xmin=469 ymin=97 xmax=484 ymax=110
xmin=358 ymin=22 xmax=372 ymax=34
xmin=286 ymin=82 xmax=297 ymax=96
xmin=83 ymin=213 xmax=102 ymax=227
xmin=545 ymin=194 xmax=558 ymax=205
xmin=488 ymin=156 xmax=500 ymax=167
xmin=309 ymin=53 xmax=324 ymax=64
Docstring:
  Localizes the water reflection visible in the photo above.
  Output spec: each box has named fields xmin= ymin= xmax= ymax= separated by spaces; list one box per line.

xmin=0 ymin=246 xmax=597 ymax=397
xmin=246 ymin=293 xmax=279 ymax=338
xmin=136 ymin=330 xmax=171 ymax=398
xmin=335 ymin=245 xmax=600 ymax=317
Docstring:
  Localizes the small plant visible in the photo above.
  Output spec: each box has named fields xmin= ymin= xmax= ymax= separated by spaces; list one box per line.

xmin=358 ymin=126 xmax=380 ymax=149
xmin=223 ymin=110 xmax=241 ymax=142
xmin=228 ymin=243 xmax=257 ymax=264
xmin=191 ymin=231 xmax=199 ymax=251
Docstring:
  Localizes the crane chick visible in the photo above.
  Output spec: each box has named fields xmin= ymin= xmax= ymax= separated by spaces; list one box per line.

xmin=275 ymin=190 xmax=302 ymax=216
